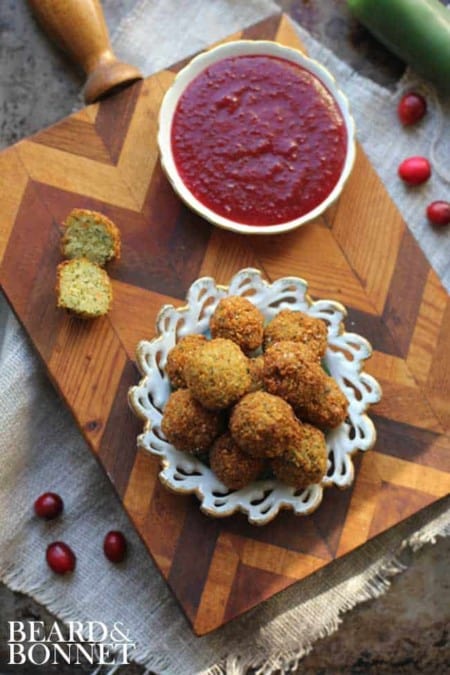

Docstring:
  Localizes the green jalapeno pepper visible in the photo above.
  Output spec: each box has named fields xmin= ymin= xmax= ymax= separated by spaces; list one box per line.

xmin=347 ymin=0 xmax=450 ymax=95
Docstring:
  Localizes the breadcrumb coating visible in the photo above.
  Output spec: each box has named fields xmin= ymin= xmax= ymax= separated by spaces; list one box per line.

xmin=263 ymin=340 xmax=320 ymax=407
xmin=230 ymin=391 xmax=301 ymax=458
xmin=210 ymin=433 xmax=266 ymax=490
xmin=296 ymin=377 xmax=348 ymax=429
xmin=263 ymin=340 xmax=348 ymax=428
xmin=263 ymin=309 xmax=327 ymax=359
xmin=161 ymin=389 xmax=224 ymax=453
xmin=210 ymin=296 xmax=264 ymax=353
xmin=248 ymin=355 xmax=265 ymax=393
xmin=165 ymin=334 xmax=207 ymax=389
xmin=184 ymin=338 xmax=251 ymax=409
xmin=271 ymin=423 xmax=327 ymax=488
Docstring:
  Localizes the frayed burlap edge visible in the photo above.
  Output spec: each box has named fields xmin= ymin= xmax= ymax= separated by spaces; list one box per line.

xmin=2 ymin=505 xmax=448 ymax=675
xmin=200 ymin=508 xmax=450 ymax=675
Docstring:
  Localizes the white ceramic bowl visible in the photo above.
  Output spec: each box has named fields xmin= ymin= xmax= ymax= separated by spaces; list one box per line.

xmin=158 ymin=40 xmax=356 ymax=235
xmin=129 ymin=269 xmax=381 ymax=526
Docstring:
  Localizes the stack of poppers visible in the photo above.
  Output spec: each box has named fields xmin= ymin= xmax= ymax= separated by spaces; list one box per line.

xmin=161 ymin=296 xmax=348 ymax=491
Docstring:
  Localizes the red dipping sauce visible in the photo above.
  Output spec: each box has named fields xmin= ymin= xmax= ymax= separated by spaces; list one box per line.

xmin=171 ymin=54 xmax=347 ymax=226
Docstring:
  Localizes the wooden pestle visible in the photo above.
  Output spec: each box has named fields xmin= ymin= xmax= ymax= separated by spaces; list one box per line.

xmin=28 ymin=0 xmax=143 ymax=103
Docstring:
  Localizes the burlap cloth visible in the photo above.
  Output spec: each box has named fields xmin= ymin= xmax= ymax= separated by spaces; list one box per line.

xmin=0 ymin=2 xmax=449 ymax=673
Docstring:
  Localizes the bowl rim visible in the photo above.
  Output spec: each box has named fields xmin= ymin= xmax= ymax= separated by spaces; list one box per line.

xmin=157 ymin=39 xmax=356 ymax=235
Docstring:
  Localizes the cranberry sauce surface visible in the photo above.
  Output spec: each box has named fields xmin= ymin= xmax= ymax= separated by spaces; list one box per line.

xmin=171 ymin=55 xmax=347 ymax=226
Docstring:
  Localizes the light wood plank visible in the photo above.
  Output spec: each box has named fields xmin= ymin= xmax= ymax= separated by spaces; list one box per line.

xmin=407 ymin=269 xmax=448 ymax=387
xmin=331 ymin=147 xmax=405 ymax=314
xmin=48 ymin=315 xmax=127 ymax=450
xmin=194 ymin=533 xmax=241 ymax=634
xmin=123 ymin=449 xmax=159 ymax=530
xmin=18 ymin=140 xmax=140 ymax=210
xmin=0 ymin=148 xmax=29 ymax=265
xmin=242 ymin=539 xmax=326 ymax=578
xmin=117 ymin=72 xmax=176 ymax=209
xmin=254 ymin=221 xmax=378 ymax=312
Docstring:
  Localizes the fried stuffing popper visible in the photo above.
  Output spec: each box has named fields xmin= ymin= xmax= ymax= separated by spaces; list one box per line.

xmin=229 ymin=390 xmax=302 ymax=458
xmin=161 ymin=389 xmax=224 ymax=453
xmin=184 ymin=337 xmax=251 ymax=409
xmin=165 ymin=334 xmax=207 ymax=389
xmin=263 ymin=340 xmax=348 ymax=428
xmin=271 ymin=423 xmax=328 ymax=489
xmin=263 ymin=309 xmax=328 ymax=360
xmin=210 ymin=432 xmax=266 ymax=490
xmin=295 ymin=377 xmax=348 ymax=429
xmin=209 ymin=295 xmax=264 ymax=354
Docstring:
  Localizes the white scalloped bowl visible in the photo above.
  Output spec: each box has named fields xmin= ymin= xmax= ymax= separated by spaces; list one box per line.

xmin=158 ymin=40 xmax=356 ymax=235
xmin=129 ymin=269 xmax=381 ymax=526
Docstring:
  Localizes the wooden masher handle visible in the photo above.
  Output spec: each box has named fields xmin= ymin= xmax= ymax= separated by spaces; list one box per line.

xmin=28 ymin=0 xmax=142 ymax=103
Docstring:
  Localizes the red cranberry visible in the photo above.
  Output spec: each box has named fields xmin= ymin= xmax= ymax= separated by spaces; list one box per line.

xmin=426 ymin=201 xmax=450 ymax=226
xmin=34 ymin=492 xmax=64 ymax=520
xmin=46 ymin=542 xmax=76 ymax=574
xmin=397 ymin=92 xmax=427 ymax=126
xmin=103 ymin=531 xmax=127 ymax=563
xmin=398 ymin=157 xmax=431 ymax=185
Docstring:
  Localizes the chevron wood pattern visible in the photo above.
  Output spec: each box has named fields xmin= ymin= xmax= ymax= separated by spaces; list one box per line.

xmin=0 ymin=14 xmax=449 ymax=635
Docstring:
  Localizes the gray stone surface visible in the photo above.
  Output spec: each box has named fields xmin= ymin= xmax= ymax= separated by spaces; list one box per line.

xmin=0 ymin=0 xmax=82 ymax=148
xmin=0 ymin=0 xmax=143 ymax=148
xmin=298 ymin=538 xmax=450 ymax=674
xmin=0 ymin=0 xmax=448 ymax=673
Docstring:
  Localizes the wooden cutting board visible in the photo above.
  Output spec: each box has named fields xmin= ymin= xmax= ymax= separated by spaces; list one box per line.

xmin=1 ymin=14 xmax=449 ymax=635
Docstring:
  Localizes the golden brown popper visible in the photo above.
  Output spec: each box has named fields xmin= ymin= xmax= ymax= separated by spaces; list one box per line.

xmin=210 ymin=295 xmax=264 ymax=354
xmin=165 ymin=334 xmax=207 ymax=389
xmin=263 ymin=340 xmax=348 ymax=428
xmin=263 ymin=309 xmax=328 ymax=360
xmin=230 ymin=390 xmax=302 ymax=458
xmin=271 ymin=423 xmax=328 ymax=489
xmin=210 ymin=432 xmax=266 ymax=490
xmin=161 ymin=389 xmax=224 ymax=453
xmin=184 ymin=338 xmax=251 ymax=409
